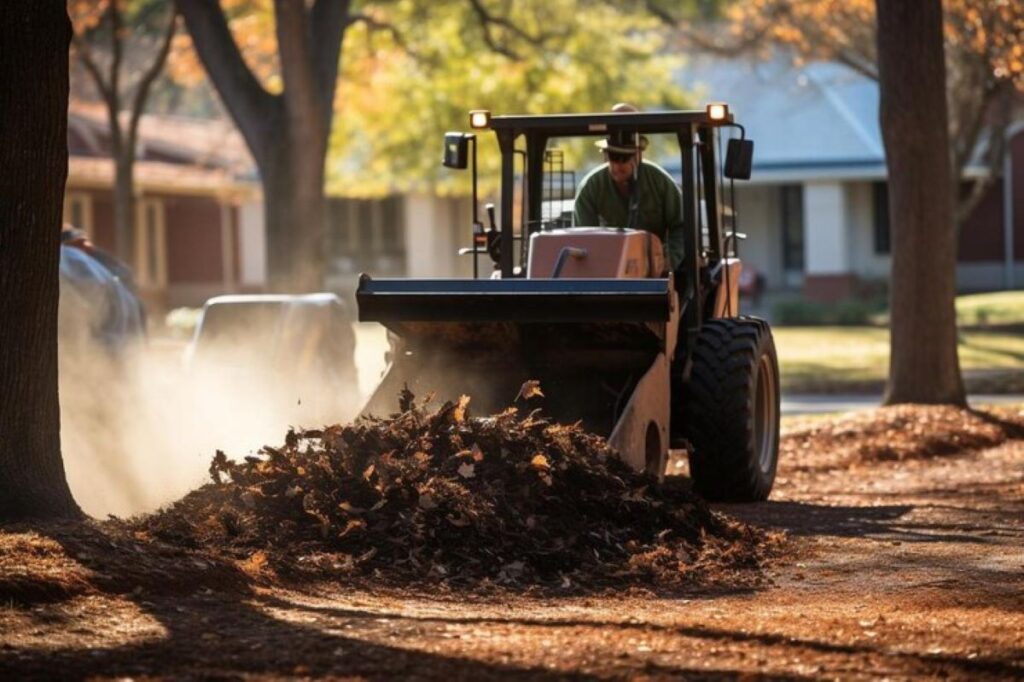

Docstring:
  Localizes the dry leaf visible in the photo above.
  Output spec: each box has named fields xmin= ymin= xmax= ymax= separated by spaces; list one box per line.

xmin=454 ymin=394 xmax=471 ymax=423
xmin=458 ymin=462 xmax=476 ymax=479
xmin=517 ymin=379 xmax=544 ymax=401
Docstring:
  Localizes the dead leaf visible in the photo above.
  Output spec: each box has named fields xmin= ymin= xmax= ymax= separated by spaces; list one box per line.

xmin=516 ymin=379 xmax=544 ymax=402
xmin=454 ymin=394 xmax=471 ymax=423
xmin=458 ymin=462 xmax=476 ymax=479
xmin=447 ymin=512 xmax=470 ymax=527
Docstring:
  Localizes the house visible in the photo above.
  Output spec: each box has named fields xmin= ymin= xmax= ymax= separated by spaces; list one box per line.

xmin=64 ymin=103 xmax=265 ymax=315
xmin=676 ymin=56 xmax=1024 ymax=302
xmin=65 ymin=102 xmax=471 ymax=313
xmin=324 ymin=57 xmax=1024 ymax=305
xmin=69 ymin=55 xmax=1023 ymax=314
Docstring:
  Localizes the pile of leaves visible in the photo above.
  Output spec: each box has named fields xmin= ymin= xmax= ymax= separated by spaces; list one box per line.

xmin=783 ymin=404 xmax=1024 ymax=465
xmin=143 ymin=389 xmax=773 ymax=589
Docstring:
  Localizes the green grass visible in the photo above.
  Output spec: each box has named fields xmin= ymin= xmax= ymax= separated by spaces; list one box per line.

xmin=956 ymin=290 xmax=1024 ymax=327
xmin=775 ymin=326 xmax=1024 ymax=391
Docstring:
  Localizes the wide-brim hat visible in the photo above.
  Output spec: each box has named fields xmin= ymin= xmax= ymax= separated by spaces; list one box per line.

xmin=596 ymin=131 xmax=648 ymax=154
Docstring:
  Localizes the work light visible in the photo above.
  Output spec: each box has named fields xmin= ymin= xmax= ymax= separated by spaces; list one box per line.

xmin=469 ymin=110 xmax=491 ymax=129
xmin=706 ymin=102 xmax=729 ymax=121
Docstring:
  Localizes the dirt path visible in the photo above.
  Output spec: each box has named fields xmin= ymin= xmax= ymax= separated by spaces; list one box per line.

xmin=2 ymin=415 xmax=1023 ymax=680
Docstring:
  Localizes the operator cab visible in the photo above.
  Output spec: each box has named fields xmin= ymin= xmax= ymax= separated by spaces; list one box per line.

xmin=443 ymin=103 xmax=753 ymax=300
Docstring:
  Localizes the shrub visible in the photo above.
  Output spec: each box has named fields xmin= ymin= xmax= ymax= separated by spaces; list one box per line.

xmin=772 ymin=297 xmax=887 ymax=326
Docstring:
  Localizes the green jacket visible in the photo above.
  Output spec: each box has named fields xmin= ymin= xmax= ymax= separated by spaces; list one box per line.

xmin=573 ymin=160 xmax=685 ymax=271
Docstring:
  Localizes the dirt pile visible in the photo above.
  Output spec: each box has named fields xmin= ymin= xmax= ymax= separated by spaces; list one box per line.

xmin=783 ymin=404 xmax=1024 ymax=465
xmin=142 ymin=390 xmax=773 ymax=589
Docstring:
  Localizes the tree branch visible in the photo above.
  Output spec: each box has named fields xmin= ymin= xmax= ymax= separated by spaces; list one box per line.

xmin=345 ymin=11 xmax=416 ymax=55
xmin=109 ymin=0 xmax=123 ymax=118
xmin=642 ymin=0 xmax=679 ymax=26
xmin=311 ymin=0 xmax=349 ymax=127
xmin=174 ymin=0 xmax=279 ymax=166
xmin=466 ymin=0 xmax=554 ymax=60
xmin=275 ymin=0 xmax=320 ymax=130
xmin=126 ymin=8 xmax=179 ymax=166
xmin=955 ymin=82 xmax=1013 ymax=225
xmin=71 ymin=32 xmax=114 ymax=104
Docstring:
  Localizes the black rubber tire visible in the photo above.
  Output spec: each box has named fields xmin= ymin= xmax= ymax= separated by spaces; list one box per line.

xmin=676 ymin=316 xmax=780 ymax=502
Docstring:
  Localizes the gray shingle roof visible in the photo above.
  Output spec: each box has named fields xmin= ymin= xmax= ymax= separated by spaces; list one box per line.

xmin=678 ymin=55 xmax=887 ymax=180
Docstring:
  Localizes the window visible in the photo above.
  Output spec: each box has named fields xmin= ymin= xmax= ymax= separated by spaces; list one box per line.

xmin=780 ymin=185 xmax=804 ymax=271
xmin=62 ymin=192 xmax=93 ymax=235
xmin=873 ymin=182 xmax=890 ymax=254
xmin=134 ymin=198 xmax=166 ymax=287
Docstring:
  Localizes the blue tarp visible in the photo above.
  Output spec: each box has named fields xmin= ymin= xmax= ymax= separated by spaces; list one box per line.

xmin=59 ymin=245 xmax=145 ymax=352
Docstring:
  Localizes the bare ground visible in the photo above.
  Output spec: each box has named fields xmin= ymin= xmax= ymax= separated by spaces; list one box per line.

xmin=1 ymin=406 xmax=1023 ymax=680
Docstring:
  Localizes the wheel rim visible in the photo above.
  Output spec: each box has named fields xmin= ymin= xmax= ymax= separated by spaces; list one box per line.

xmin=754 ymin=352 xmax=778 ymax=474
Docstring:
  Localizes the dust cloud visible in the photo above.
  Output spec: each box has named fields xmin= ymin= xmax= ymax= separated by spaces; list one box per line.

xmin=59 ymin=323 xmax=390 ymax=518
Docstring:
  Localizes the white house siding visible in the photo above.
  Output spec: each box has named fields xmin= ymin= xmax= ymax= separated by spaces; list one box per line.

xmin=403 ymin=195 xmax=475 ymax=278
xmin=803 ymin=181 xmax=850 ymax=276
xmin=238 ymin=200 xmax=266 ymax=286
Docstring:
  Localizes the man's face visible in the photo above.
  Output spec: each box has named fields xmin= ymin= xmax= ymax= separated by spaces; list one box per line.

xmin=606 ymin=150 xmax=637 ymax=185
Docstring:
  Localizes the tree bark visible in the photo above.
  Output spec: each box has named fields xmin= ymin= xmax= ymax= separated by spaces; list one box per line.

xmin=263 ymin=137 xmax=327 ymax=293
xmin=0 ymin=1 xmax=82 ymax=520
xmin=876 ymin=0 xmax=965 ymax=406
xmin=176 ymin=0 xmax=346 ymax=293
xmin=114 ymin=154 xmax=135 ymax=265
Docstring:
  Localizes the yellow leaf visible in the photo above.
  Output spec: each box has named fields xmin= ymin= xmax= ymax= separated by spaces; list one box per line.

xmin=517 ymin=379 xmax=544 ymax=401
xmin=454 ymin=394 xmax=471 ymax=423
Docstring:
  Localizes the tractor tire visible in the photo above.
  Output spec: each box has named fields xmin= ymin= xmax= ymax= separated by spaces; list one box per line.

xmin=676 ymin=316 xmax=780 ymax=502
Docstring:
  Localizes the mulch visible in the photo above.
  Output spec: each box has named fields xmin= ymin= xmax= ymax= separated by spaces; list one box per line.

xmin=140 ymin=388 xmax=776 ymax=591
xmin=782 ymin=404 xmax=1024 ymax=466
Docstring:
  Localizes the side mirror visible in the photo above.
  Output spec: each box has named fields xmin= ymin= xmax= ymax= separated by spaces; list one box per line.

xmin=724 ymin=138 xmax=754 ymax=180
xmin=442 ymin=132 xmax=471 ymax=169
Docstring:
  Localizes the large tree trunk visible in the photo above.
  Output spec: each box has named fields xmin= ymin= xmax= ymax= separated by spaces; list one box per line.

xmin=0 ymin=1 xmax=82 ymax=520
xmin=263 ymin=145 xmax=327 ymax=293
xmin=175 ymin=0 xmax=346 ymax=294
xmin=876 ymin=0 xmax=965 ymax=406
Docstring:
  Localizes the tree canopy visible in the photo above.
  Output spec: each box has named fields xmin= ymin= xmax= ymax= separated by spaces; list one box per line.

xmin=329 ymin=1 xmax=686 ymax=197
xmin=169 ymin=1 xmax=688 ymax=198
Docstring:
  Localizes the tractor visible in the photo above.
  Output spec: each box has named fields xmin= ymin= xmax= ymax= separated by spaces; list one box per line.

xmin=357 ymin=104 xmax=779 ymax=502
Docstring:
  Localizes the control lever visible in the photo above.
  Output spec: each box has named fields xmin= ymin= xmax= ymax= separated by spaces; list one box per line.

xmin=484 ymin=202 xmax=500 ymax=264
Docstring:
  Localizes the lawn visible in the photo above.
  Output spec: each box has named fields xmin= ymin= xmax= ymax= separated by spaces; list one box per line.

xmin=775 ymin=326 xmax=1024 ymax=392
xmin=955 ymin=290 xmax=1024 ymax=326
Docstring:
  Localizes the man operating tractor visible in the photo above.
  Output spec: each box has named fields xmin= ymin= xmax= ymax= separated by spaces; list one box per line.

xmin=573 ymin=103 xmax=686 ymax=271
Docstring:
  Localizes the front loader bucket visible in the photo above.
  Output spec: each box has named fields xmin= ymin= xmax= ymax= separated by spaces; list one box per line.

xmin=356 ymin=275 xmax=679 ymax=477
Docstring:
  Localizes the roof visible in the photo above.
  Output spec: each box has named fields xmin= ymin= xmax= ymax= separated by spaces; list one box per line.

xmin=675 ymin=55 xmax=991 ymax=183
xmin=68 ymin=156 xmax=255 ymax=197
xmin=66 ymin=101 xmax=258 ymax=195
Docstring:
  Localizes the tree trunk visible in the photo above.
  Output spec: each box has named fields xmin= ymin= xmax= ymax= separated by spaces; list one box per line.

xmin=114 ymin=154 xmax=135 ymax=265
xmin=174 ymin=0 xmax=344 ymax=294
xmin=263 ymin=153 xmax=327 ymax=294
xmin=0 ymin=1 xmax=82 ymax=520
xmin=876 ymin=0 xmax=966 ymax=406
xmin=260 ymin=98 xmax=328 ymax=293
